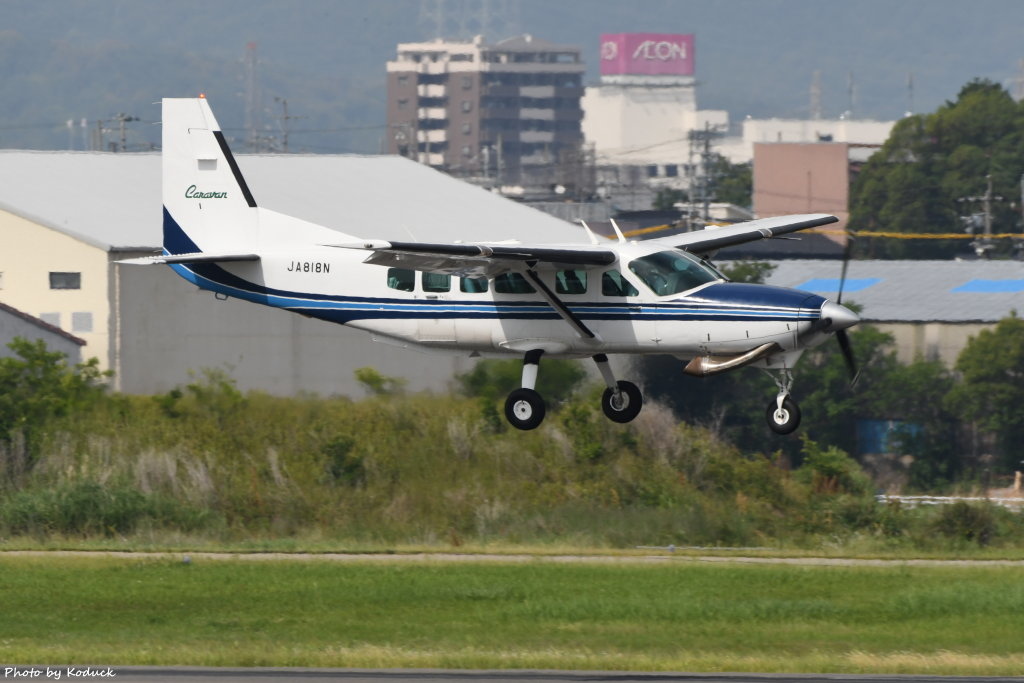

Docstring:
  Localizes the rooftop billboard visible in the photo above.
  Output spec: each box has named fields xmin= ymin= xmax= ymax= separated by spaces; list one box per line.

xmin=599 ymin=33 xmax=694 ymax=76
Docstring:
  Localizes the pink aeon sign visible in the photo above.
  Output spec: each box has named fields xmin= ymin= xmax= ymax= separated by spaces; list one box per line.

xmin=599 ymin=33 xmax=695 ymax=76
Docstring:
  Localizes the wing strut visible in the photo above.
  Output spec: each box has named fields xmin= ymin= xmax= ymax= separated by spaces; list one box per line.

xmin=522 ymin=269 xmax=600 ymax=341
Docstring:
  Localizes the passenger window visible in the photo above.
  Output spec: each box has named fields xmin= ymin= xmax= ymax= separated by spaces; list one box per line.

xmin=494 ymin=273 xmax=536 ymax=294
xmin=460 ymin=277 xmax=489 ymax=293
xmin=602 ymin=270 xmax=639 ymax=297
xmin=387 ymin=268 xmax=415 ymax=292
xmin=422 ymin=272 xmax=451 ymax=293
xmin=555 ymin=269 xmax=587 ymax=295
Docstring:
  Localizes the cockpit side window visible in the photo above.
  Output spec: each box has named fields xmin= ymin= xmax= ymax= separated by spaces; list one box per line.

xmin=628 ymin=250 xmax=720 ymax=296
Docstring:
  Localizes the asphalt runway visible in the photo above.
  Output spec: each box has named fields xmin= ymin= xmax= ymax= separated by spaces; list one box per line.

xmin=29 ymin=669 xmax=1022 ymax=683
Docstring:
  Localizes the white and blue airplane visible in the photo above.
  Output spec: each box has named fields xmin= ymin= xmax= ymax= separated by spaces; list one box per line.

xmin=124 ymin=97 xmax=859 ymax=434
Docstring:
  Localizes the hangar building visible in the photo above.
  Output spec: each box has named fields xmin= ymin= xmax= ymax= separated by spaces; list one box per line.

xmin=764 ymin=259 xmax=1024 ymax=366
xmin=0 ymin=301 xmax=85 ymax=363
xmin=0 ymin=150 xmax=584 ymax=396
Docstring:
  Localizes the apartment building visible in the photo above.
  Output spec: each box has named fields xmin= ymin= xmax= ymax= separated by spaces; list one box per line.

xmin=386 ymin=34 xmax=585 ymax=184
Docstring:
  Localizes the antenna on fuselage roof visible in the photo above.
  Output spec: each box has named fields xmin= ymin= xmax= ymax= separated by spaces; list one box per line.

xmin=609 ymin=218 xmax=627 ymax=244
xmin=577 ymin=219 xmax=600 ymax=245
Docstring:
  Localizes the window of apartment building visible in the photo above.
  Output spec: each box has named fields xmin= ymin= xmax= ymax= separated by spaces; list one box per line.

xmin=461 ymin=145 xmax=471 ymax=158
xmin=397 ymin=98 xmax=409 ymax=110
xmin=461 ymin=100 xmax=473 ymax=113
xmin=71 ymin=312 xmax=93 ymax=334
xmin=461 ymin=123 xmax=472 ymax=135
xmin=49 ymin=272 xmax=81 ymax=289
xmin=461 ymin=75 xmax=473 ymax=90
xmin=397 ymin=74 xmax=409 ymax=86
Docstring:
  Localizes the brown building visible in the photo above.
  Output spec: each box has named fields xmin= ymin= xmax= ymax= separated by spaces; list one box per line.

xmin=752 ymin=142 xmax=859 ymax=243
xmin=386 ymin=35 xmax=585 ymax=185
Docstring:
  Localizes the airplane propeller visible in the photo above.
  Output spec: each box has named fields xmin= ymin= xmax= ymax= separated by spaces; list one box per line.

xmin=834 ymin=232 xmax=859 ymax=385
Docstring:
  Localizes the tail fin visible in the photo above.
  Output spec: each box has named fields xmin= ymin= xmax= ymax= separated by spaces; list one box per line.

xmin=162 ymin=96 xmax=358 ymax=257
xmin=162 ymin=97 xmax=261 ymax=255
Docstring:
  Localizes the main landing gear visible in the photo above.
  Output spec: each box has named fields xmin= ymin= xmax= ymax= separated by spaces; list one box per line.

xmin=503 ymin=352 xmax=643 ymax=431
xmin=765 ymin=369 xmax=801 ymax=435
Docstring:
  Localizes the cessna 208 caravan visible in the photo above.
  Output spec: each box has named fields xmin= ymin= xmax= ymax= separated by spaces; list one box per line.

xmin=124 ymin=97 xmax=859 ymax=434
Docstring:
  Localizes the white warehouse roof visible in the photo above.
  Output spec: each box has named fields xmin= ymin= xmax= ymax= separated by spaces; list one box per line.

xmin=0 ymin=151 xmax=584 ymax=250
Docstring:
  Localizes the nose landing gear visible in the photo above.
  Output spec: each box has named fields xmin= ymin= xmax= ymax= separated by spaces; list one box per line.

xmin=765 ymin=369 xmax=801 ymax=435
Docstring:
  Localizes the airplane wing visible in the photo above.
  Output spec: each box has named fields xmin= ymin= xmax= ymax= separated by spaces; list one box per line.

xmin=326 ymin=240 xmax=617 ymax=278
xmin=118 ymin=252 xmax=261 ymax=265
xmin=654 ymin=213 xmax=839 ymax=256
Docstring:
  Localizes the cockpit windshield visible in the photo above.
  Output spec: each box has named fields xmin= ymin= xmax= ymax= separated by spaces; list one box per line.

xmin=627 ymin=250 xmax=723 ymax=296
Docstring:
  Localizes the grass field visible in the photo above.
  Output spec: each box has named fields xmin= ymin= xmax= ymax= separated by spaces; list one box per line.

xmin=1 ymin=554 xmax=1023 ymax=674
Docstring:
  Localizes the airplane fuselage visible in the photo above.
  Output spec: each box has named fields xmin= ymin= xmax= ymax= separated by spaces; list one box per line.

xmin=170 ymin=239 xmax=829 ymax=364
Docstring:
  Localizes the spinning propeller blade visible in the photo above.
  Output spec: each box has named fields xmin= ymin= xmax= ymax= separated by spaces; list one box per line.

xmin=836 ymin=328 xmax=860 ymax=386
xmin=833 ymin=232 xmax=859 ymax=384
xmin=836 ymin=232 xmax=853 ymax=305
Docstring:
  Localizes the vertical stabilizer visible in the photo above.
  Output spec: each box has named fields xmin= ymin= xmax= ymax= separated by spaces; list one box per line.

xmin=162 ymin=97 xmax=259 ymax=255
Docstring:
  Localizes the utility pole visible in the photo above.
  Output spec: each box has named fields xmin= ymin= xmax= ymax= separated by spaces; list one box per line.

xmin=114 ymin=113 xmax=139 ymax=152
xmin=958 ymin=174 xmax=1004 ymax=258
xmin=688 ymin=122 xmax=723 ymax=227
xmin=274 ymin=97 xmax=305 ymax=153
xmin=92 ymin=119 xmax=106 ymax=151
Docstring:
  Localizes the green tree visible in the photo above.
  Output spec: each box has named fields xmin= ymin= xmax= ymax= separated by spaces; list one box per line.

xmin=652 ymin=155 xmax=751 ymax=212
xmin=947 ymin=313 xmax=1024 ymax=473
xmin=653 ymin=188 xmax=688 ymax=211
xmin=709 ymin=155 xmax=753 ymax=208
xmin=0 ymin=338 xmax=108 ymax=476
xmin=849 ymin=79 xmax=1024 ymax=258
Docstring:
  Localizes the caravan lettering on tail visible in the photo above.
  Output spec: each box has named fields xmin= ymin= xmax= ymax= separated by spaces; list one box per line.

xmin=185 ymin=185 xmax=228 ymax=199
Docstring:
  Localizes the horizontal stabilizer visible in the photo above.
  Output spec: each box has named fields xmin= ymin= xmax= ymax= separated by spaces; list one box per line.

xmin=118 ymin=252 xmax=261 ymax=265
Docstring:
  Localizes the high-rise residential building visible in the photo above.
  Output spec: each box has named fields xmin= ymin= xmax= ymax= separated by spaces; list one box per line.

xmin=386 ymin=35 xmax=585 ymax=185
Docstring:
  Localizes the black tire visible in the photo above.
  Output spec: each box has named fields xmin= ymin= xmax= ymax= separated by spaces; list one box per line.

xmin=766 ymin=396 xmax=801 ymax=435
xmin=601 ymin=380 xmax=643 ymax=423
xmin=504 ymin=388 xmax=546 ymax=430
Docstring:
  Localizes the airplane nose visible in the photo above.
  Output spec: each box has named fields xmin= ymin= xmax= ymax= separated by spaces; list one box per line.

xmin=819 ymin=301 xmax=860 ymax=331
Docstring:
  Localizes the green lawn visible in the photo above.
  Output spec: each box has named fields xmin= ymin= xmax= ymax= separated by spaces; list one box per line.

xmin=1 ymin=555 xmax=1022 ymax=674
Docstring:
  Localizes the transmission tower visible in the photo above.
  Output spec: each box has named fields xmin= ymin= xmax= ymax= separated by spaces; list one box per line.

xmin=809 ymin=70 xmax=822 ymax=120
xmin=243 ymin=42 xmax=264 ymax=151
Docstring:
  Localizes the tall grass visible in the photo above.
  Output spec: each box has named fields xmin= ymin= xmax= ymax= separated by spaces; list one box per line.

xmin=1 ymin=373 xmax=1023 ymax=551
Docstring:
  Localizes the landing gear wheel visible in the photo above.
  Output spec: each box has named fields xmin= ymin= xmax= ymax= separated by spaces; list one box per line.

xmin=766 ymin=396 xmax=801 ymax=435
xmin=601 ymin=380 xmax=643 ymax=423
xmin=505 ymin=388 xmax=546 ymax=430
